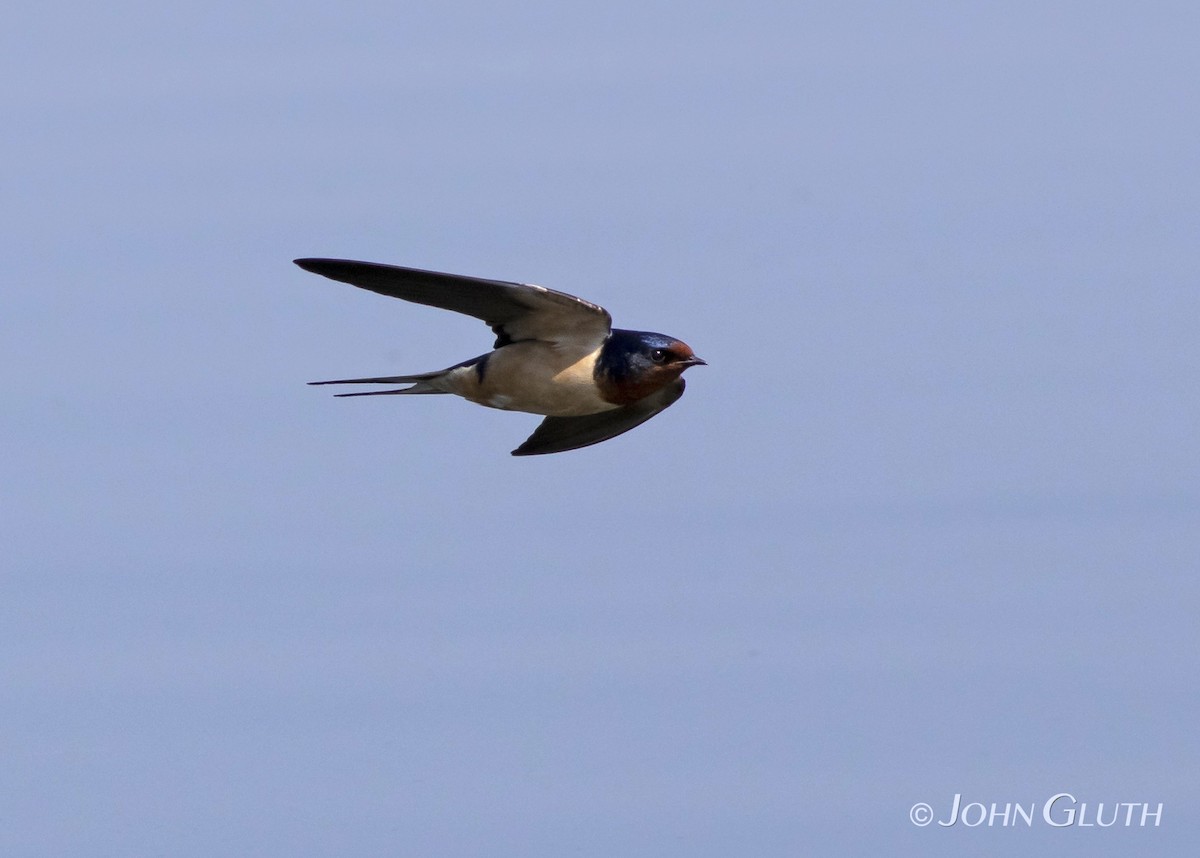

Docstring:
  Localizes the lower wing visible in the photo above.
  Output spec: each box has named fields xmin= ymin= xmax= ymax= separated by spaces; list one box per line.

xmin=511 ymin=379 xmax=686 ymax=456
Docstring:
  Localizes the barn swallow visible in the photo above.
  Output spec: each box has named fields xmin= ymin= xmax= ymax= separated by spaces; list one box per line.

xmin=296 ymin=258 xmax=705 ymax=455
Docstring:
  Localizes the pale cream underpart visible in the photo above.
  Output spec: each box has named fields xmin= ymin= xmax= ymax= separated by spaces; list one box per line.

xmin=436 ymin=342 xmax=619 ymax=417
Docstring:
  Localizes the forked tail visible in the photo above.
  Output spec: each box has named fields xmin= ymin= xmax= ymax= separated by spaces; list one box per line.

xmin=308 ymin=370 xmax=449 ymax=397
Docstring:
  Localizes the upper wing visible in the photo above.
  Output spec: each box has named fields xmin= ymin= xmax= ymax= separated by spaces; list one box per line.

xmin=295 ymin=258 xmax=612 ymax=349
xmin=511 ymin=379 xmax=686 ymax=456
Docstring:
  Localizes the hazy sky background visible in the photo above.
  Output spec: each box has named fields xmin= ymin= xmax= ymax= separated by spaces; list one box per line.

xmin=4 ymin=1 xmax=1197 ymax=855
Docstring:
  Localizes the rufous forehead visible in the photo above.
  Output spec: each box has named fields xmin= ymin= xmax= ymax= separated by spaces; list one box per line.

xmin=669 ymin=340 xmax=695 ymax=359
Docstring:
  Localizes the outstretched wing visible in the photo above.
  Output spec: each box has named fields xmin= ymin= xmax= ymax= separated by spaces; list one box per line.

xmin=511 ymin=379 xmax=686 ymax=456
xmin=295 ymin=258 xmax=612 ymax=349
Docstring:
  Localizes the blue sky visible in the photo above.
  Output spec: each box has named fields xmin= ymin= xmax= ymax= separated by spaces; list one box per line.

xmin=3 ymin=1 xmax=1197 ymax=855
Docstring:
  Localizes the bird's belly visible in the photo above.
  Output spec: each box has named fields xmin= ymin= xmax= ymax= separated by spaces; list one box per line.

xmin=446 ymin=343 xmax=617 ymax=417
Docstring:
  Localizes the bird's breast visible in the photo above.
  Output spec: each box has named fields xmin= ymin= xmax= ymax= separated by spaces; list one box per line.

xmin=443 ymin=342 xmax=618 ymax=416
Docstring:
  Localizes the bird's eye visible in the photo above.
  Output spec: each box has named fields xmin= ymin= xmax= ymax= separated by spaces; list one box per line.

xmin=650 ymin=348 xmax=668 ymax=363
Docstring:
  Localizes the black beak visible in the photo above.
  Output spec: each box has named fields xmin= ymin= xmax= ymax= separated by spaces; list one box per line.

xmin=682 ymin=356 xmax=707 ymax=367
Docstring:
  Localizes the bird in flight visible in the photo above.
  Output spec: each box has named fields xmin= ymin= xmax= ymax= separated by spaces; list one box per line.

xmin=296 ymin=258 xmax=706 ymax=456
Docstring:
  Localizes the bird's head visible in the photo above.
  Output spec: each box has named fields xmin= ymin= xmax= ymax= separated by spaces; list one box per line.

xmin=596 ymin=329 xmax=707 ymax=405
